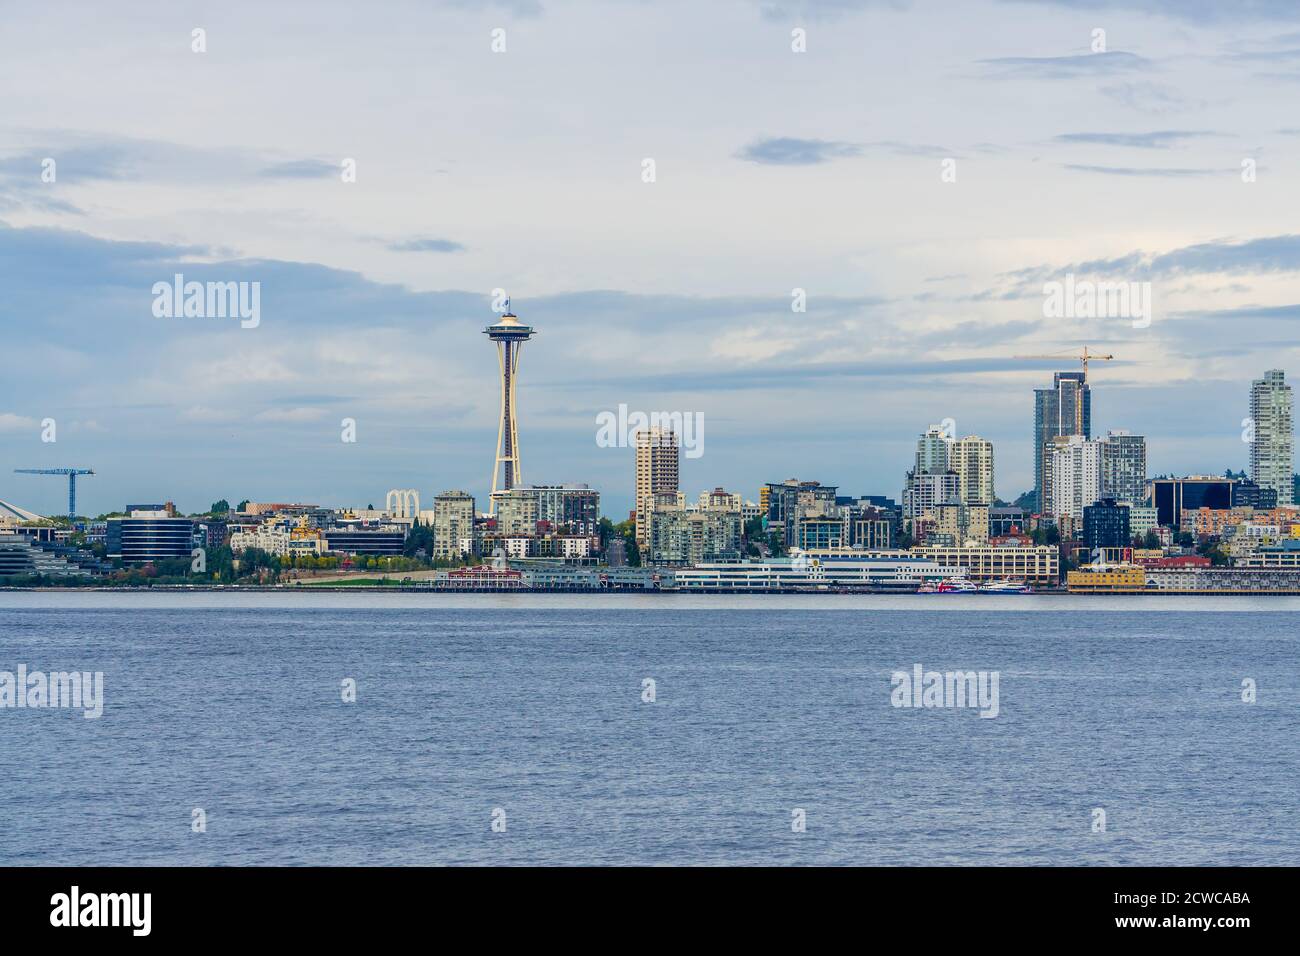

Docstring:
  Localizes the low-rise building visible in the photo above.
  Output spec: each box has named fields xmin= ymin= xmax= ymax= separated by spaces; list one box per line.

xmin=106 ymin=508 xmax=198 ymax=564
xmin=671 ymin=554 xmax=960 ymax=590
xmin=0 ymin=532 xmax=94 ymax=579
xmin=915 ymin=544 xmax=1059 ymax=585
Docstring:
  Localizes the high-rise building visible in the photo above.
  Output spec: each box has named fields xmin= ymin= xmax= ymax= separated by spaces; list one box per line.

xmin=646 ymin=502 xmax=742 ymax=566
xmin=914 ymin=425 xmax=951 ymax=474
xmin=950 ymin=436 xmax=995 ymax=505
xmin=1050 ymin=435 xmax=1102 ymax=521
xmin=1098 ymin=430 xmax=1147 ymax=505
xmin=902 ymin=471 xmax=960 ymax=519
xmin=763 ymin=479 xmax=839 ymax=549
xmin=1083 ymin=498 xmax=1131 ymax=552
xmin=484 ymin=305 xmax=535 ymax=510
xmin=1151 ymin=477 xmax=1233 ymax=528
xmin=491 ymin=488 xmax=540 ymax=536
xmin=932 ymin=502 xmax=990 ymax=546
xmin=699 ymin=487 xmax=742 ymax=512
xmin=432 ymin=490 xmax=476 ymax=561
xmin=1250 ymin=369 xmax=1294 ymax=505
xmin=515 ymin=484 xmax=600 ymax=534
xmin=635 ymin=428 xmax=680 ymax=545
xmin=1034 ymin=371 xmax=1090 ymax=514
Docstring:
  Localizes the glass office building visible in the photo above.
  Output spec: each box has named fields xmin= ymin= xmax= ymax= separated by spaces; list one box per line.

xmin=1033 ymin=372 xmax=1090 ymax=515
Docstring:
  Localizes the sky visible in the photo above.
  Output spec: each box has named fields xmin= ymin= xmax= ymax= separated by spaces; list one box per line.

xmin=3 ymin=0 xmax=1300 ymax=518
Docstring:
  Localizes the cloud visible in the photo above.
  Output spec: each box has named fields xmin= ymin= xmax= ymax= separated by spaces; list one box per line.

xmin=386 ymin=237 xmax=466 ymax=253
xmin=1062 ymin=163 xmax=1228 ymax=177
xmin=1099 ymin=82 xmax=1203 ymax=115
xmin=1054 ymin=130 xmax=1219 ymax=149
xmin=1011 ymin=0 xmax=1299 ymax=22
xmin=259 ymin=159 xmax=339 ymax=179
xmin=0 ymin=132 xmax=345 ymax=190
xmin=737 ymin=137 xmax=862 ymax=166
xmin=253 ymin=407 xmax=329 ymax=424
xmin=978 ymin=51 xmax=1150 ymax=78
xmin=443 ymin=0 xmax=544 ymax=15
xmin=0 ymin=412 xmax=39 ymax=432
xmin=751 ymin=0 xmax=906 ymax=20
xmin=1172 ymin=303 xmax=1300 ymax=321
xmin=996 ymin=236 xmax=1300 ymax=300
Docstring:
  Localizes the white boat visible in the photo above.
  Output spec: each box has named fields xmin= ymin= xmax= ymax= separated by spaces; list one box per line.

xmin=978 ymin=579 xmax=1033 ymax=594
xmin=919 ymin=577 xmax=978 ymax=593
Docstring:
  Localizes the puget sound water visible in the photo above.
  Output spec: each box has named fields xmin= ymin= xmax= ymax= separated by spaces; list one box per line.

xmin=1 ymin=592 xmax=1297 ymax=865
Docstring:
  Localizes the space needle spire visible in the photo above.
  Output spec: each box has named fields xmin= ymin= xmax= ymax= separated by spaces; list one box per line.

xmin=484 ymin=303 xmax=535 ymax=512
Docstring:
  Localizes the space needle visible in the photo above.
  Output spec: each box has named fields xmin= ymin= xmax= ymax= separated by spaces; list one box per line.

xmin=484 ymin=300 xmax=535 ymax=512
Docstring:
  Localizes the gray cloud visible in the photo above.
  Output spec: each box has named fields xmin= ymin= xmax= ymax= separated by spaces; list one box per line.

xmin=1062 ymin=163 xmax=1228 ymax=177
xmin=752 ymin=0 xmax=907 ymax=20
xmin=259 ymin=159 xmax=339 ymax=179
xmin=1002 ymin=236 xmax=1300 ymax=292
xmin=1011 ymin=0 xmax=1300 ymax=22
xmin=737 ymin=137 xmax=862 ymax=165
xmin=0 ymin=132 xmax=343 ymax=188
xmin=1054 ymin=130 xmax=1220 ymax=149
xmin=386 ymin=237 xmax=467 ymax=253
xmin=979 ymin=51 xmax=1150 ymax=78
xmin=1098 ymin=82 xmax=1203 ymax=115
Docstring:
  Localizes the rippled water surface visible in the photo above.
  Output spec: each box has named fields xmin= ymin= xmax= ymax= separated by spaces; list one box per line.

xmin=1 ymin=592 xmax=1297 ymax=865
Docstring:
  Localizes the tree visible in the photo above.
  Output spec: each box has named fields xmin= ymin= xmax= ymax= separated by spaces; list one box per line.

xmin=404 ymin=522 xmax=433 ymax=559
xmin=210 ymin=499 xmax=230 ymax=514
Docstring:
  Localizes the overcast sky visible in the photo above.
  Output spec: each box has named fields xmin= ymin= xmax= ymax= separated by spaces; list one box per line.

xmin=3 ymin=0 xmax=1300 ymax=518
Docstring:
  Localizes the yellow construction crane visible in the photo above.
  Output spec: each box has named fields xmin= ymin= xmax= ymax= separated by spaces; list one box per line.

xmin=1013 ymin=346 xmax=1116 ymax=436
xmin=1012 ymin=345 xmax=1115 ymax=382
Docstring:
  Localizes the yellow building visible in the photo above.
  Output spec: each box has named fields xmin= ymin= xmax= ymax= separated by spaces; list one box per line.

xmin=1067 ymin=565 xmax=1146 ymax=593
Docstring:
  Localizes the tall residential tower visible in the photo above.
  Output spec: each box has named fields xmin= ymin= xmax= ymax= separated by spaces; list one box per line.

xmin=635 ymin=427 xmax=680 ymax=545
xmin=1033 ymin=371 xmax=1090 ymax=515
xmin=1250 ymin=369 xmax=1294 ymax=505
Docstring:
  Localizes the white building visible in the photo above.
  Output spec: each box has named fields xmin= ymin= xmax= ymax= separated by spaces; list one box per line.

xmin=1250 ymin=369 xmax=1294 ymax=505
xmin=902 ymin=471 xmax=961 ymax=519
xmin=949 ymin=435 xmax=996 ymax=505
xmin=672 ymin=555 xmax=961 ymax=590
xmin=230 ymin=524 xmax=292 ymax=556
xmin=1050 ymin=435 xmax=1102 ymax=521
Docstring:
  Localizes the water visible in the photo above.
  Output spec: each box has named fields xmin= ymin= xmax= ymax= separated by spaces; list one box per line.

xmin=2 ymin=593 xmax=1297 ymax=865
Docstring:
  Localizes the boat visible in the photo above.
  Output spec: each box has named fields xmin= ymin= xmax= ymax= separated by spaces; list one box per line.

xmin=978 ymin=579 xmax=1033 ymax=594
xmin=917 ymin=577 xmax=978 ymax=593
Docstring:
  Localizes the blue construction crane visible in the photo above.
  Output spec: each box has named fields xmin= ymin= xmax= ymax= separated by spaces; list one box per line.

xmin=13 ymin=468 xmax=95 ymax=520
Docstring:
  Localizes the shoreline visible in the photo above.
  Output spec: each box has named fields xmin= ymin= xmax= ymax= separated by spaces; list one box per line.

xmin=5 ymin=584 xmax=1300 ymax=596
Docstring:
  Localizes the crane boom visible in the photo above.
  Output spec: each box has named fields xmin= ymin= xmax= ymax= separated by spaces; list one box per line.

xmin=1011 ymin=347 xmax=1116 ymax=436
xmin=1012 ymin=346 xmax=1114 ymax=382
xmin=13 ymin=468 xmax=95 ymax=521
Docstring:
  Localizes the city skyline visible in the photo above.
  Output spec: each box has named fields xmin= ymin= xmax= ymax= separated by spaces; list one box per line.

xmin=0 ymin=311 xmax=1292 ymax=519
xmin=6 ymin=1 xmax=1300 ymax=515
